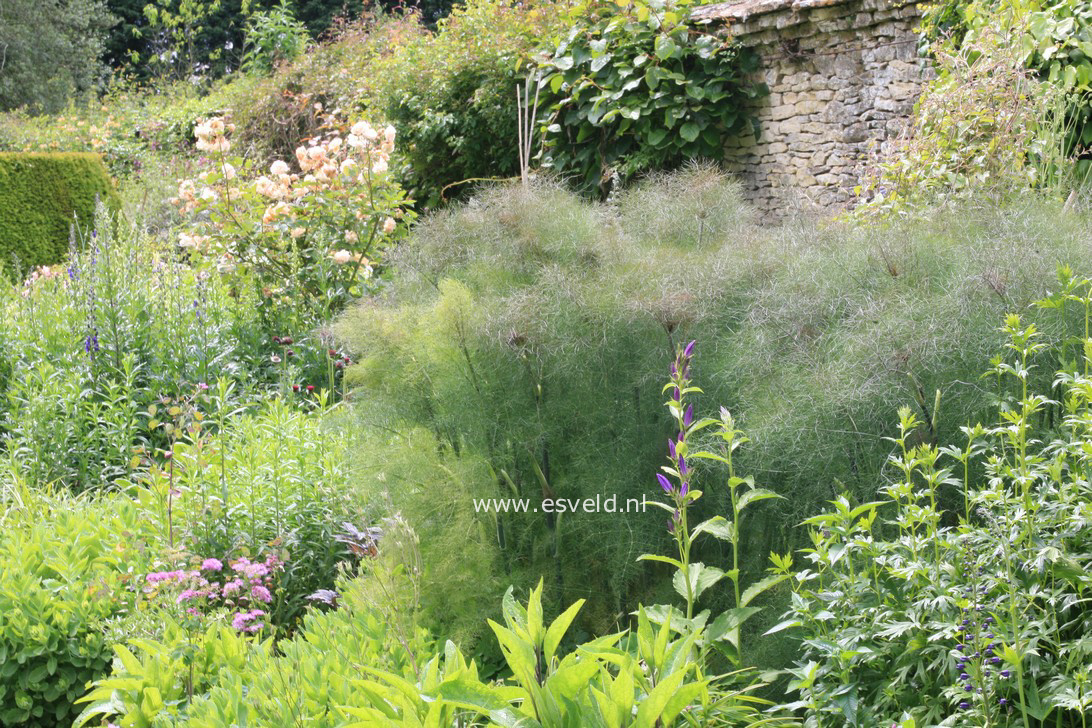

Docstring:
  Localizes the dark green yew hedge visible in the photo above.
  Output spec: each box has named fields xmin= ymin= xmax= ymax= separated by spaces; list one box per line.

xmin=0 ymin=153 xmax=118 ymax=274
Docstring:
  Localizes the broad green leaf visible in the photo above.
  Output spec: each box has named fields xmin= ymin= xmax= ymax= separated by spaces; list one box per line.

xmin=763 ymin=618 xmax=801 ymax=636
xmin=544 ymin=599 xmax=585 ymax=663
xmin=635 ymin=670 xmax=685 ymax=728
xmin=654 ymin=35 xmax=678 ymax=60
xmin=637 ymin=553 xmax=683 ymax=569
xmin=690 ymin=516 xmax=734 ymax=543
xmin=706 ymin=607 xmax=761 ymax=646
xmin=429 ymin=674 xmax=514 ymax=714
xmin=740 ymin=573 xmax=788 ymax=607
xmin=737 ymin=488 xmax=783 ymax=512
xmin=672 ymin=562 xmax=726 ymax=602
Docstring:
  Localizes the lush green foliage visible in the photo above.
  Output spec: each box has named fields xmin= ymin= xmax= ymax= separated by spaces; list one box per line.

xmin=334 ymin=169 xmax=1092 ymax=649
xmin=101 ymin=521 xmax=432 ymax=726
xmin=111 ymin=531 xmax=786 ymax=726
xmin=0 ymin=0 xmax=114 ymax=113
xmin=366 ymin=0 xmax=566 ymax=207
xmin=922 ymin=0 xmax=1092 ymax=180
xmin=125 ymin=398 xmax=360 ymax=627
xmin=10 ymin=1 xmax=1092 ymax=717
xmin=0 ymin=488 xmax=157 ymax=726
xmin=866 ymin=0 xmax=1088 ymax=212
xmin=0 ymin=153 xmax=119 ymax=271
xmin=773 ymin=285 xmax=1092 ymax=725
xmin=243 ymin=0 xmax=311 ymax=76
xmin=539 ymin=0 xmax=764 ymax=195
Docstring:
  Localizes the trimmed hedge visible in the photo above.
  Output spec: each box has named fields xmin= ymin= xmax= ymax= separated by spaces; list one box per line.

xmin=0 ymin=153 xmax=118 ymax=273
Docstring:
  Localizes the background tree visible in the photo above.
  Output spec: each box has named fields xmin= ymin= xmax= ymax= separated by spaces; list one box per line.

xmin=0 ymin=0 xmax=115 ymax=113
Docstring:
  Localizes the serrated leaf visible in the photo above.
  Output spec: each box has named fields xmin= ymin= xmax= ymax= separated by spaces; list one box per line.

xmin=737 ymin=488 xmax=783 ymax=512
xmin=672 ymin=562 xmax=726 ymax=602
xmin=740 ymin=573 xmax=788 ymax=607
xmin=690 ymin=516 xmax=734 ymax=543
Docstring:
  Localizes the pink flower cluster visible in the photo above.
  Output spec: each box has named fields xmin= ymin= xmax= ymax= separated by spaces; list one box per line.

xmin=143 ymin=553 xmax=283 ymax=632
xmin=231 ymin=609 xmax=267 ymax=633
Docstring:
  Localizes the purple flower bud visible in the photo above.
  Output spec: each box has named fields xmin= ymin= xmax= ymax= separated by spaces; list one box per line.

xmin=673 ymin=387 xmax=681 ymax=401
xmin=683 ymin=340 xmax=696 ymax=359
xmin=656 ymin=474 xmax=673 ymax=493
xmin=678 ymin=456 xmax=687 ymax=477
xmin=680 ymin=481 xmax=689 ymax=496
xmin=668 ymin=439 xmax=676 ymax=459
xmin=683 ymin=405 xmax=693 ymax=428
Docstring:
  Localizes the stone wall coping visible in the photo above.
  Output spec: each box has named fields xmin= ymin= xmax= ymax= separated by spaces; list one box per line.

xmin=692 ymin=0 xmax=923 ymax=30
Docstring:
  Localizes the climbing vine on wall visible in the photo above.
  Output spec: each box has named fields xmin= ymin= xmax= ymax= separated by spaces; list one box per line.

xmin=538 ymin=0 xmax=766 ymax=197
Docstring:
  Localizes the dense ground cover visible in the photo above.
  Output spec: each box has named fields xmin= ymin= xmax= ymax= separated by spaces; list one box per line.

xmin=4 ymin=167 xmax=1092 ymax=725
xmin=3 ymin=0 xmax=1092 ymax=726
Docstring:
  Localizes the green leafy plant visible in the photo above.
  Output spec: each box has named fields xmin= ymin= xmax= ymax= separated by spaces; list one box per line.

xmin=75 ymin=617 xmax=255 ymax=728
xmin=921 ymin=0 xmax=1092 ymax=181
xmin=640 ymin=339 xmax=788 ymax=670
xmin=0 ymin=491 xmax=156 ymax=726
xmin=367 ymin=0 xmax=566 ymax=207
xmin=243 ymin=0 xmax=310 ymax=76
xmin=175 ymin=113 xmax=413 ymax=318
xmin=773 ymin=288 xmax=1092 ymax=726
xmin=539 ymin=0 xmax=765 ymax=196
xmin=862 ymin=0 xmax=1082 ymax=214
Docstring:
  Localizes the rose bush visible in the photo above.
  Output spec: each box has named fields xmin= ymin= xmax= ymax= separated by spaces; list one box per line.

xmin=174 ymin=112 xmax=414 ymax=318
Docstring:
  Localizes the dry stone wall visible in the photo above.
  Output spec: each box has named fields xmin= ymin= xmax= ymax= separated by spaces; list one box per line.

xmin=694 ymin=0 xmax=933 ymax=211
